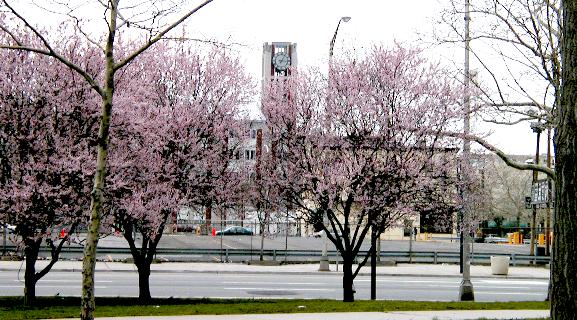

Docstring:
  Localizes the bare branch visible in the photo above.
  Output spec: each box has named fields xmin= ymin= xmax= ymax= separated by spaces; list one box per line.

xmin=437 ymin=0 xmax=560 ymax=129
xmin=0 ymin=1 xmax=104 ymax=97
xmin=161 ymin=36 xmax=248 ymax=50
xmin=481 ymin=116 xmax=534 ymax=125
xmin=442 ymin=131 xmax=555 ymax=179
xmin=114 ymin=0 xmax=214 ymax=72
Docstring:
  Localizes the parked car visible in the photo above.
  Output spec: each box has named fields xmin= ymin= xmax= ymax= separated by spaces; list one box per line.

xmin=312 ymin=230 xmax=324 ymax=238
xmin=484 ymin=235 xmax=508 ymax=243
xmin=215 ymin=226 xmax=253 ymax=236
xmin=311 ymin=230 xmax=336 ymax=238
xmin=0 ymin=224 xmax=16 ymax=233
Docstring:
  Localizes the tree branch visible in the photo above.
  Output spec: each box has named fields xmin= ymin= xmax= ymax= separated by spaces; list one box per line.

xmin=0 ymin=1 xmax=104 ymax=97
xmin=114 ymin=0 xmax=214 ymax=72
xmin=442 ymin=131 xmax=555 ymax=179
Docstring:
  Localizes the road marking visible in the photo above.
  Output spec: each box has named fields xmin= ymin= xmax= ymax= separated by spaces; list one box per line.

xmin=36 ymin=280 xmax=114 ymax=283
xmin=224 ymin=287 xmax=334 ymax=291
xmin=478 ymin=279 xmax=548 ymax=285
xmin=475 ymin=291 xmax=544 ymax=296
xmin=216 ymin=274 xmax=342 ymax=279
xmin=414 ymin=284 xmax=545 ymax=290
xmin=210 ymin=237 xmax=238 ymax=249
xmin=223 ymin=281 xmax=326 ymax=285
xmin=357 ymin=279 xmax=458 ymax=284
xmin=0 ymin=285 xmax=107 ymax=289
xmin=473 ymin=285 xmax=546 ymax=289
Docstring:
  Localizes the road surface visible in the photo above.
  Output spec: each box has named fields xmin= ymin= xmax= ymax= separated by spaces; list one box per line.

xmin=0 ymin=270 xmax=547 ymax=301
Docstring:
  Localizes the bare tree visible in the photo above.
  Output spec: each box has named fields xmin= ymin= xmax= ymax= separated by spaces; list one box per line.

xmin=438 ymin=0 xmax=560 ymax=126
xmin=484 ymin=154 xmax=532 ymax=229
xmin=433 ymin=0 xmax=557 ymax=180
xmin=552 ymin=1 xmax=577 ymax=318
xmin=439 ymin=1 xmax=577 ymax=318
xmin=0 ymin=1 xmax=214 ymax=318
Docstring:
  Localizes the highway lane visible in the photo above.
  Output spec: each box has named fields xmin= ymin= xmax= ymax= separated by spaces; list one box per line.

xmin=11 ymin=234 xmax=535 ymax=264
xmin=0 ymin=270 xmax=548 ymax=302
xmin=160 ymin=234 xmax=533 ymax=255
xmin=3 ymin=234 xmax=534 ymax=255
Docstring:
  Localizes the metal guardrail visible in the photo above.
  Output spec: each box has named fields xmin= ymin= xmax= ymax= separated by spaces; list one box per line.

xmin=2 ymin=245 xmax=551 ymax=266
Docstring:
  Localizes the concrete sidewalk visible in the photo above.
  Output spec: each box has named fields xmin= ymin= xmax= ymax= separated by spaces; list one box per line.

xmin=0 ymin=260 xmax=550 ymax=279
xmin=56 ymin=310 xmax=551 ymax=320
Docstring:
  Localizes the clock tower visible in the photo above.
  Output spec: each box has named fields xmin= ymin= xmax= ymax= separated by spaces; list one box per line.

xmin=262 ymin=42 xmax=297 ymax=91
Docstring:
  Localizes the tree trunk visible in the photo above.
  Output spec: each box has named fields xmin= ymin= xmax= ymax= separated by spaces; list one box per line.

xmin=342 ymin=258 xmax=355 ymax=302
xmin=259 ymin=220 xmax=265 ymax=261
xmin=81 ymin=6 xmax=118 ymax=317
xmin=552 ymin=1 xmax=577 ymax=318
xmin=124 ymin=225 xmax=165 ymax=304
xmin=205 ymin=205 xmax=212 ymax=229
xmin=81 ymin=94 xmax=112 ymax=320
xmin=136 ymin=263 xmax=152 ymax=303
xmin=23 ymin=239 xmax=39 ymax=306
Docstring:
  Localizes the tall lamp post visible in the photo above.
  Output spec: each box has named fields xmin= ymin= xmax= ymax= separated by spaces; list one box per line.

xmin=329 ymin=16 xmax=351 ymax=58
xmin=530 ymin=121 xmax=543 ymax=257
xmin=320 ymin=16 xmax=350 ymax=272
xmin=459 ymin=0 xmax=474 ymax=301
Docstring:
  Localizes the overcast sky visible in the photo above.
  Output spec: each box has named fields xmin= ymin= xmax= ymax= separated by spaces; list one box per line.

xmin=183 ymin=0 xmax=543 ymax=157
xmin=15 ymin=0 xmax=545 ymax=156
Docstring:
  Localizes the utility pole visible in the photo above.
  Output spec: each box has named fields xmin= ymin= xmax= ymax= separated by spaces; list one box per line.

xmin=459 ymin=0 xmax=475 ymax=301
xmin=545 ymin=128 xmax=552 ymax=256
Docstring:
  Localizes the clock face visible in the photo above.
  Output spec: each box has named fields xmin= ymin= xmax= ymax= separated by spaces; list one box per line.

xmin=272 ymin=52 xmax=291 ymax=71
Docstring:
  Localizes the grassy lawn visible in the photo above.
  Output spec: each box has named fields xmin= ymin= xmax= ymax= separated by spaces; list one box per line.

xmin=0 ymin=297 xmax=550 ymax=319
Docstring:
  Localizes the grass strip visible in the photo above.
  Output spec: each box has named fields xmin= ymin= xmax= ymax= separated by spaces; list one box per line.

xmin=0 ymin=297 xmax=549 ymax=319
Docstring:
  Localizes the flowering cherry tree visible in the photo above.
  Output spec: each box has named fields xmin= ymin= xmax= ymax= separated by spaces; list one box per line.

xmin=104 ymin=42 xmax=252 ymax=302
xmin=0 ymin=40 xmax=99 ymax=305
xmin=262 ymin=45 xmax=463 ymax=302
xmin=0 ymin=1 xmax=215 ymax=317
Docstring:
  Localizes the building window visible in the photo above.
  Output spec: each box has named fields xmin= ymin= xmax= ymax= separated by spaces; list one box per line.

xmin=250 ymin=129 xmax=257 ymax=139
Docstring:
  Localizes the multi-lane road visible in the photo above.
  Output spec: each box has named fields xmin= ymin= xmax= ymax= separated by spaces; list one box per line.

xmin=0 ymin=234 xmax=548 ymax=302
xmin=0 ymin=269 xmax=548 ymax=301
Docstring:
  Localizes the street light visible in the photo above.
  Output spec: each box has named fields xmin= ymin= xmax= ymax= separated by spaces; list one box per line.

xmin=320 ymin=16 xmax=351 ymax=273
xmin=529 ymin=121 xmax=544 ymax=257
xmin=329 ymin=16 xmax=351 ymax=58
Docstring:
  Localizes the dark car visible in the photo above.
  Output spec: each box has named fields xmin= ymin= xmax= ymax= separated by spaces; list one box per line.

xmin=215 ymin=226 xmax=253 ymax=236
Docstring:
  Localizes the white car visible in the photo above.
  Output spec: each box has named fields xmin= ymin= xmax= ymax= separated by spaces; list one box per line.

xmin=312 ymin=230 xmax=337 ymax=238
xmin=484 ymin=235 xmax=508 ymax=243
